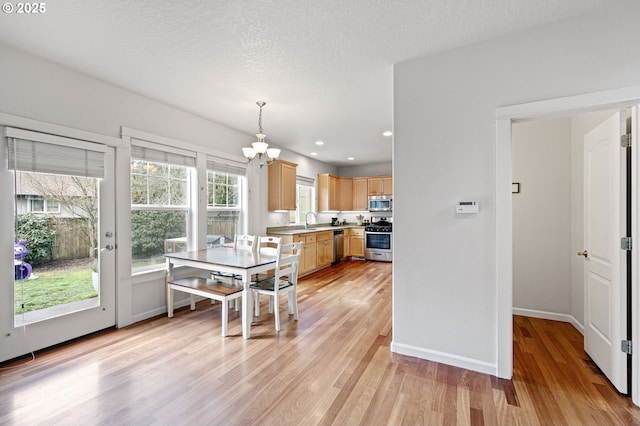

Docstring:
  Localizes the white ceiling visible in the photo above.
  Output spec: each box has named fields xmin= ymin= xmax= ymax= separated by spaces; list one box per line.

xmin=0 ymin=0 xmax=616 ymax=167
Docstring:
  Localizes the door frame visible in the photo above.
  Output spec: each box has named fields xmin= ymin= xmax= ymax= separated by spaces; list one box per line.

xmin=495 ymin=85 xmax=640 ymax=405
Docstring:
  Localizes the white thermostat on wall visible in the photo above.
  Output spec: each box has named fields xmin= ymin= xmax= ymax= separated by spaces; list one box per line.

xmin=456 ymin=201 xmax=479 ymax=214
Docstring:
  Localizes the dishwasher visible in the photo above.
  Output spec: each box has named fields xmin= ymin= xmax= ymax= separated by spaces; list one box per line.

xmin=332 ymin=229 xmax=344 ymax=264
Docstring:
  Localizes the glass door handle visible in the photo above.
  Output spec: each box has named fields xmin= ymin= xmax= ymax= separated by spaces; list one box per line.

xmin=102 ymin=244 xmax=114 ymax=252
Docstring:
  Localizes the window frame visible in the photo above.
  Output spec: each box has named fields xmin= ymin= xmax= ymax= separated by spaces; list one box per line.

xmin=27 ymin=195 xmax=61 ymax=214
xmin=289 ymin=177 xmax=316 ymax=224
xmin=207 ymin=170 xmax=241 ymax=210
xmin=206 ymin=169 xmax=246 ymax=245
xmin=130 ymin=157 xmax=195 ymax=274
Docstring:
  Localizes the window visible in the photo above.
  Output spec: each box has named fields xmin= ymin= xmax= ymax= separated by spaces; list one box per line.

xmin=27 ymin=196 xmax=60 ymax=214
xmin=206 ymin=157 xmax=247 ymax=246
xmin=7 ymin=128 xmax=106 ymax=324
xmin=289 ymin=177 xmax=315 ymax=224
xmin=130 ymin=144 xmax=195 ymax=271
xmin=208 ymin=171 xmax=239 ymax=208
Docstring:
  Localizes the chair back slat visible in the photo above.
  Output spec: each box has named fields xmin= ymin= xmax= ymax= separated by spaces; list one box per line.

xmin=234 ymin=235 xmax=256 ymax=251
xmin=256 ymin=236 xmax=282 ymax=254
xmin=274 ymin=242 xmax=302 ymax=285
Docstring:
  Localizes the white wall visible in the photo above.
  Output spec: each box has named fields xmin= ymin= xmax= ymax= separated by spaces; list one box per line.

xmin=512 ymin=118 xmax=572 ymax=318
xmin=338 ymin=163 xmax=392 ymax=177
xmin=392 ymin=0 xmax=640 ymax=375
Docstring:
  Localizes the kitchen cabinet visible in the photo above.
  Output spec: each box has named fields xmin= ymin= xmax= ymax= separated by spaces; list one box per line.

xmin=346 ymin=228 xmax=364 ymax=257
xmin=319 ymin=173 xmax=391 ymax=211
xmin=316 ymin=231 xmax=334 ymax=267
xmin=268 ymin=160 xmax=297 ymax=211
xmin=367 ymin=176 xmax=392 ymax=196
xmin=293 ymin=233 xmax=317 ymax=275
xmin=339 ymin=177 xmax=353 ymax=211
xmin=318 ymin=173 xmax=340 ymax=211
xmin=352 ymin=178 xmax=368 ymax=211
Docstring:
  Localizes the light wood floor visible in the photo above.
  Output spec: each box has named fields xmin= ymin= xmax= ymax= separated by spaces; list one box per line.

xmin=1 ymin=259 xmax=640 ymax=425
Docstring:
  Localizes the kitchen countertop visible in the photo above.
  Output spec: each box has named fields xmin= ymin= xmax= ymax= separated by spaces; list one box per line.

xmin=267 ymin=225 xmax=366 ymax=236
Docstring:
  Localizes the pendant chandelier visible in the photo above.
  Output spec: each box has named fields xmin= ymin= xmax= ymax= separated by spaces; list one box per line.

xmin=242 ymin=101 xmax=280 ymax=168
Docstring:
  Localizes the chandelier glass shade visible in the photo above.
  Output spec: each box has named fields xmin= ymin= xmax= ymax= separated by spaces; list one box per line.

xmin=242 ymin=101 xmax=280 ymax=168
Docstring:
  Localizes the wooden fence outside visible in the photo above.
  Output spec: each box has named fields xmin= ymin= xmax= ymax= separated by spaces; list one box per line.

xmin=51 ymin=217 xmax=92 ymax=260
xmin=207 ymin=218 xmax=237 ymax=243
xmin=50 ymin=216 xmax=239 ymax=260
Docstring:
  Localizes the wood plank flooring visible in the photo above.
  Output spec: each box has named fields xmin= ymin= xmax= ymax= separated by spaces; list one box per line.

xmin=1 ymin=259 xmax=640 ymax=425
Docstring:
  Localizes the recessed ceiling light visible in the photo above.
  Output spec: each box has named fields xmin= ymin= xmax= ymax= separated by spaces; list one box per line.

xmin=383 ymin=131 xmax=392 ymax=137
xmin=310 ymin=152 xmax=318 ymax=156
xmin=347 ymin=157 xmax=355 ymax=161
xmin=315 ymin=141 xmax=324 ymax=146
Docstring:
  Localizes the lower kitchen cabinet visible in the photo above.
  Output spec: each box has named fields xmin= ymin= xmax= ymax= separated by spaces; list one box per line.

xmin=316 ymin=231 xmax=334 ymax=268
xmin=269 ymin=227 xmax=360 ymax=277
xmin=346 ymin=228 xmax=364 ymax=257
xmin=294 ymin=233 xmax=317 ymax=275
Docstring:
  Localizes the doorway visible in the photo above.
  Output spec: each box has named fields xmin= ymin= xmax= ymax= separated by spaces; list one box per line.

xmin=511 ymin=110 xmax=628 ymax=392
xmin=495 ymin=86 xmax=640 ymax=406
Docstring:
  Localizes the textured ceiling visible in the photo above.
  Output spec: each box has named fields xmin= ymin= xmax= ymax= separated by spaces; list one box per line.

xmin=0 ymin=0 xmax=617 ymax=166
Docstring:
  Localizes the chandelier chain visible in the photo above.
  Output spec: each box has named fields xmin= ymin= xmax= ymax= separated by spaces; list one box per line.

xmin=257 ymin=101 xmax=265 ymax=137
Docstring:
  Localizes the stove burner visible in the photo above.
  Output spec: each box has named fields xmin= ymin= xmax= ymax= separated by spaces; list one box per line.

xmin=365 ymin=219 xmax=392 ymax=232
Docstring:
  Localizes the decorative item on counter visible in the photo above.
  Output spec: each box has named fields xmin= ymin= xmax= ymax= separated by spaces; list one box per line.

xmin=355 ymin=214 xmax=364 ymax=226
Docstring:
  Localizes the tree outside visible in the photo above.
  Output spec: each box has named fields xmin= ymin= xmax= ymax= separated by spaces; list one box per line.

xmin=22 ymin=173 xmax=98 ymax=259
xmin=131 ymin=160 xmax=189 ymax=267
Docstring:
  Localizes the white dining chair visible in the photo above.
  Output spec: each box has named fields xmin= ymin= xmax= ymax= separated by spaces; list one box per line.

xmin=212 ymin=234 xmax=256 ymax=310
xmin=250 ymin=241 xmax=303 ymax=332
xmin=255 ymin=235 xmax=281 ymax=253
xmin=212 ymin=234 xmax=256 ymax=282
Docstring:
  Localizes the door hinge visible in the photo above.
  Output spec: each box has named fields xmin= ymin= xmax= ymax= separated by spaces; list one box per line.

xmin=622 ymin=340 xmax=633 ymax=355
xmin=621 ymin=237 xmax=632 ymax=251
xmin=621 ymin=134 xmax=632 ymax=148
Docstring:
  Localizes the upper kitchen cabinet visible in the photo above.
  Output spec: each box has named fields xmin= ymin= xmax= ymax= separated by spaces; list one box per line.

xmin=352 ymin=178 xmax=368 ymax=211
xmin=367 ymin=176 xmax=392 ymax=196
xmin=268 ymin=160 xmax=297 ymax=211
xmin=338 ymin=177 xmax=353 ymax=211
xmin=318 ymin=173 xmax=340 ymax=211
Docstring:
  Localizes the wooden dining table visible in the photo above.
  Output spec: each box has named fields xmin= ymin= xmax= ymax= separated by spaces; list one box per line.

xmin=165 ymin=246 xmax=279 ymax=338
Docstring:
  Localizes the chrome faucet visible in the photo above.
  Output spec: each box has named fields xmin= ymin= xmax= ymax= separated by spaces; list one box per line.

xmin=305 ymin=211 xmax=318 ymax=229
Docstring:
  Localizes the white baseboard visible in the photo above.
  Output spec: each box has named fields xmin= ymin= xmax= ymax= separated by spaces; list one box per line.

xmin=131 ymin=297 xmax=196 ymax=324
xmin=390 ymin=341 xmax=497 ymax=376
xmin=390 ymin=310 xmax=584 ymax=378
xmin=512 ymin=307 xmax=584 ymax=335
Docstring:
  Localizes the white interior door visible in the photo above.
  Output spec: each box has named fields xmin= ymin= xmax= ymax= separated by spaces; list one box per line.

xmin=583 ymin=111 xmax=627 ymax=393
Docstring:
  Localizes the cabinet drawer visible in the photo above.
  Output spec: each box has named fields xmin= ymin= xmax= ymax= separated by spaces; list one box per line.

xmin=316 ymin=231 xmax=333 ymax=242
xmin=350 ymin=228 xmax=364 ymax=237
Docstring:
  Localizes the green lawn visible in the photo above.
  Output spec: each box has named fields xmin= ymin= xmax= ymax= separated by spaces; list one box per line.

xmin=14 ymin=268 xmax=97 ymax=314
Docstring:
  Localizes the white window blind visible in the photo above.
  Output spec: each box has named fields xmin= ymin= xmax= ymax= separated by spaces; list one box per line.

xmin=206 ymin=156 xmax=247 ymax=176
xmin=6 ymin=128 xmax=106 ymax=178
xmin=131 ymin=140 xmax=196 ymax=167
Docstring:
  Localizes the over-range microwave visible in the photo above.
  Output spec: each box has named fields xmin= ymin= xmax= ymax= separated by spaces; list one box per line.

xmin=368 ymin=195 xmax=392 ymax=212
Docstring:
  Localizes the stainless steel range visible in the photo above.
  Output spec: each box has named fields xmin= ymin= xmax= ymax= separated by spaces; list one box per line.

xmin=364 ymin=218 xmax=392 ymax=262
